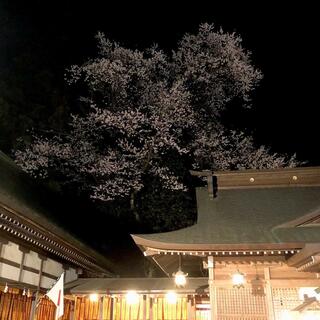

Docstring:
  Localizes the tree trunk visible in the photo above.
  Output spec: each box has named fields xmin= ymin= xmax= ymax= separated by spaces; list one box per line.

xmin=130 ymin=191 xmax=140 ymax=221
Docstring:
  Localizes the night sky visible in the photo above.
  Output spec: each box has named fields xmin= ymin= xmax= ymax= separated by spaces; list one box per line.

xmin=1 ymin=1 xmax=318 ymax=163
xmin=1 ymin=1 xmax=319 ymax=275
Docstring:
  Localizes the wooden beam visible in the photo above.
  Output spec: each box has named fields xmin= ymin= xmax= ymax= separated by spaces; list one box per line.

xmin=287 ymin=243 xmax=320 ymax=268
xmin=191 ymin=167 xmax=320 ymax=188
xmin=0 ymin=256 xmax=58 ymax=280
xmin=208 ymin=256 xmax=217 ymax=320
xmin=0 ymin=235 xmax=8 ymax=245
xmin=18 ymin=251 xmax=26 ymax=282
xmin=270 ymin=279 xmax=320 ymax=287
xmin=264 ymin=267 xmax=275 ymax=320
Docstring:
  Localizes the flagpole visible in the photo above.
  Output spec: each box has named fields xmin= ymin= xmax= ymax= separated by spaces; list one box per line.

xmin=29 ymin=256 xmax=45 ymax=320
xmin=47 ymin=272 xmax=65 ymax=320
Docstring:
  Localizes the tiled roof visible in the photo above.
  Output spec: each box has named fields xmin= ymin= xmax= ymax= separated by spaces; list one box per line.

xmin=133 ymin=168 xmax=320 ymax=251
xmin=0 ymin=151 xmax=115 ymax=275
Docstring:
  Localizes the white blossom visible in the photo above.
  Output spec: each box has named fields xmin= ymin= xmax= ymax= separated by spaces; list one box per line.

xmin=15 ymin=24 xmax=299 ymax=202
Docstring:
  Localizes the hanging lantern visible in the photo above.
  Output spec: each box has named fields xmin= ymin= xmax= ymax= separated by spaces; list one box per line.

xmin=232 ymin=270 xmax=245 ymax=288
xmin=251 ymin=275 xmax=264 ymax=296
xmin=3 ymin=283 xmax=8 ymax=293
xmin=173 ymin=255 xmax=188 ymax=287
xmin=22 ymin=288 xmax=26 ymax=296
xmin=173 ymin=270 xmax=188 ymax=287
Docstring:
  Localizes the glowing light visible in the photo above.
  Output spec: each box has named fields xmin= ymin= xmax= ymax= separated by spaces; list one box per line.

xmin=232 ymin=270 xmax=245 ymax=288
xmin=22 ymin=288 xmax=26 ymax=296
xmin=89 ymin=293 xmax=99 ymax=302
xmin=280 ymin=310 xmax=292 ymax=320
xmin=174 ymin=270 xmax=188 ymax=287
xmin=302 ymin=313 xmax=316 ymax=320
xmin=126 ymin=291 xmax=139 ymax=304
xmin=4 ymin=283 xmax=8 ymax=293
xmin=166 ymin=291 xmax=177 ymax=304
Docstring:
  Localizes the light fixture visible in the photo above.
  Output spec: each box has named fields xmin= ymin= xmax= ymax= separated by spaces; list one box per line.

xmin=174 ymin=270 xmax=188 ymax=287
xmin=4 ymin=283 xmax=8 ymax=293
xmin=173 ymin=255 xmax=188 ymax=288
xmin=166 ymin=291 xmax=177 ymax=304
xmin=89 ymin=293 xmax=99 ymax=302
xmin=232 ymin=270 xmax=245 ymax=288
xmin=251 ymin=265 xmax=264 ymax=296
xmin=22 ymin=288 xmax=26 ymax=296
xmin=126 ymin=291 xmax=139 ymax=304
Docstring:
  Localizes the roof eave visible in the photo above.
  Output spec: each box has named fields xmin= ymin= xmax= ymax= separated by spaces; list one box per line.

xmin=131 ymin=234 xmax=305 ymax=253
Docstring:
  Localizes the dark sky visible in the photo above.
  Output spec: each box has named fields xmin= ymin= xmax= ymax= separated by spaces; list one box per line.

xmin=1 ymin=0 xmax=319 ymax=164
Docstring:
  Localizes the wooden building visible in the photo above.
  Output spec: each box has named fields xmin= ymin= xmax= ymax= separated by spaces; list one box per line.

xmin=0 ymin=151 xmax=115 ymax=319
xmin=2 ymin=147 xmax=320 ymax=320
xmin=131 ymin=167 xmax=320 ymax=319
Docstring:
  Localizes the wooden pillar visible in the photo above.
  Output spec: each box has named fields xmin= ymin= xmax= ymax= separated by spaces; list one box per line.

xmin=187 ymin=295 xmax=192 ymax=320
xmin=98 ymin=296 xmax=104 ymax=320
xmin=0 ymin=238 xmax=7 ymax=275
xmin=149 ymin=297 xmax=153 ymax=320
xmin=0 ymin=237 xmax=8 ymax=259
xmin=264 ymin=267 xmax=275 ymax=320
xmin=18 ymin=246 xmax=29 ymax=282
xmin=110 ymin=297 xmax=114 ymax=320
xmin=142 ymin=295 xmax=147 ymax=320
xmin=37 ymin=254 xmax=46 ymax=291
xmin=29 ymin=293 xmax=38 ymax=320
xmin=208 ymin=256 xmax=217 ymax=320
xmin=71 ymin=297 xmax=77 ymax=320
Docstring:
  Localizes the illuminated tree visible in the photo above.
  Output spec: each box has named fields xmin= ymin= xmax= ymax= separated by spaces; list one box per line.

xmin=15 ymin=24 xmax=297 ymax=219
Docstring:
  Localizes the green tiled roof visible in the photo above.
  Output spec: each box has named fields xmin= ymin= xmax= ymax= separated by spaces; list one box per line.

xmin=134 ymin=186 xmax=320 ymax=248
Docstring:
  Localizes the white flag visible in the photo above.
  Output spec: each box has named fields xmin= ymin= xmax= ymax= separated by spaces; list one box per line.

xmin=46 ymin=273 xmax=64 ymax=319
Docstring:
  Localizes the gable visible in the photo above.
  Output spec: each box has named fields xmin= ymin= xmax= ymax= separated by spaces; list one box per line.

xmin=275 ymin=210 xmax=320 ymax=229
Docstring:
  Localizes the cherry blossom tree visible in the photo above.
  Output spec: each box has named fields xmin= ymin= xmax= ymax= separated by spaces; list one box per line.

xmin=14 ymin=24 xmax=298 ymax=220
